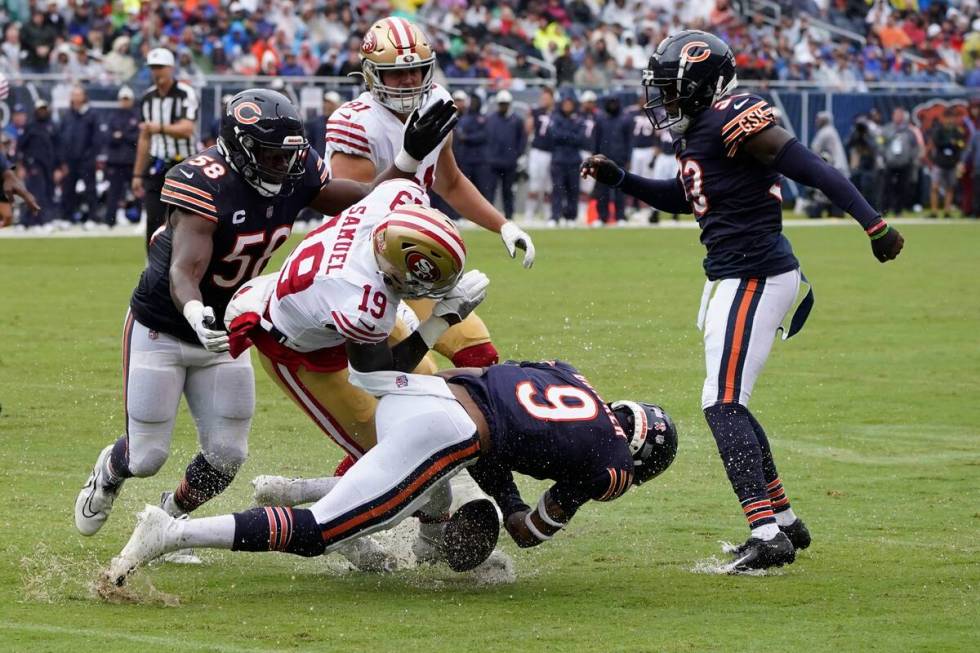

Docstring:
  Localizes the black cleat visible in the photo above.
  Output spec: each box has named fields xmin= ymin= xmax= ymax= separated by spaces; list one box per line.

xmin=780 ymin=518 xmax=811 ymax=551
xmin=443 ymin=499 xmax=500 ymax=572
xmin=727 ymin=532 xmax=795 ymax=573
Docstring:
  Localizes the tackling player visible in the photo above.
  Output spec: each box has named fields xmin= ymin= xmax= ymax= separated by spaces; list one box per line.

xmin=104 ymin=360 xmax=678 ymax=585
xmin=74 ymin=89 xmax=458 ymax=544
xmin=581 ymin=31 xmax=904 ymax=572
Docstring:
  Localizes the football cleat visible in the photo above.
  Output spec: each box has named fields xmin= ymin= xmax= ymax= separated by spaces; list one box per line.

xmin=780 ymin=518 xmax=811 ymax=551
xmin=155 ymin=493 xmax=202 ymax=565
xmin=412 ymin=521 xmax=447 ymax=565
xmin=337 ymin=536 xmax=398 ymax=573
xmin=728 ymin=519 xmax=811 ymax=558
xmin=104 ymin=505 xmax=177 ymax=587
xmin=725 ymin=531 xmax=795 ymax=574
xmin=74 ymin=444 xmax=123 ymax=536
xmin=443 ymin=499 xmax=500 ymax=572
xmin=252 ymin=475 xmax=305 ymax=506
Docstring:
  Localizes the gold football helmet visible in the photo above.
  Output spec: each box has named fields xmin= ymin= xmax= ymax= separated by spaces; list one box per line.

xmin=371 ymin=206 xmax=465 ymax=299
xmin=359 ymin=17 xmax=435 ymax=114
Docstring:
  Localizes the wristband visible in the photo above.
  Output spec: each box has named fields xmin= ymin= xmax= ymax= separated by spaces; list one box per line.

xmin=182 ymin=299 xmax=204 ymax=323
xmin=394 ymin=149 xmax=420 ymax=174
xmin=867 ymin=221 xmax=890 ymax=240
xmin=536 ymin=494 xmax=566 ymax=530
xmin=417 ymin=316 xmax=450 ymax=348
xmin=524 ymin=512 xmax=552 ymax=542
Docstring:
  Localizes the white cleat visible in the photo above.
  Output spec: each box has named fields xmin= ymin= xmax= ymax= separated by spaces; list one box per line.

xmin=155 ymin=504 xmax=202 ymax=566
xmin=105 ymin=505 xmax=176 ymax=587
xmin=412 ymin=522 xmax=447 ymax=565
xmin=337 ymin=536 xmax=398 ymax=573
xmin=74 ymin=445 xmax=123 ymax=536
xmin=252 ymin=475 xmax=302 ymax=506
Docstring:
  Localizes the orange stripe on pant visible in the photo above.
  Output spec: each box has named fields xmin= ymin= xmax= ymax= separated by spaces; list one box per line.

xmin=320 ymin=440 xmax=481 ymax=543
xmin=722 ymin=279 xmax=759 ymax=404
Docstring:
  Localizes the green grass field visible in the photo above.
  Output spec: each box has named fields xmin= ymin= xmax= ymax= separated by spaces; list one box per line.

xmin=1 ymin=223 xmax=978 ymax=652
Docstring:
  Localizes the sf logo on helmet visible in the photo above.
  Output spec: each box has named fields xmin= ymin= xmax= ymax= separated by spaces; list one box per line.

xmin=406 ymin=252 xmax=440 ymax=282
xmin=234 ymin=101 xmax=262 ymax=125
xmin=361 ymin=30 xmax=378 ymax=54
xmin=680 ymin=41 xmax=711 ymax=64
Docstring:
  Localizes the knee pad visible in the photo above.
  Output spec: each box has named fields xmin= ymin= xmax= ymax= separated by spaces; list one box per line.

xmin=214 ymin=364 xmax=255 ymax=421
xmin=127 ymin=365 xmax=182 ymax=425
xmin=201 ymin=436 xmax=248 ymax=476
xmin=126 ymin=438 xmax=170 ymax=477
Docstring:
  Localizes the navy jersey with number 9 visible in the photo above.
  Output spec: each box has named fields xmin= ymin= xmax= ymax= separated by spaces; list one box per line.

xmin=451 ymin=360 xmax=635 ymax=517
xmin=130 ymin=145 xmax=329 ymax=345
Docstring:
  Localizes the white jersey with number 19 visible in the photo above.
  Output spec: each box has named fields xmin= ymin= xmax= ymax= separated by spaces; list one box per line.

xmin=268 ymin=179 xmax=430 ymax=352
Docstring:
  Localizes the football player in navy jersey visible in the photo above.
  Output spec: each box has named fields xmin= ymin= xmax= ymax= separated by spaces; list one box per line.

xmin=75 ymin=88 xmax=458 ymax=548
xmin=582 ymin=31 xmax=904 ymax=572
xmin=104 ymin=360 xmax=678 ymax=585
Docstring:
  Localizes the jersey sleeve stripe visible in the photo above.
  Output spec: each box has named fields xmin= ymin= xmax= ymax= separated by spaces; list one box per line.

xmin=327 ymin=136 xmax=371 ymax=154
xmin=331 ymin=312 xmax=387 ymax=343
xmin=326 ymin=127 xmax=369 ymax=144
xmin=163 ymin=178 xmax=214 ymax=200
xmin=160 ymin=189 xmax=218 ymax=220
xmin=722 ymin=101 xmax=769 ymax=133
xmin=327 ymin=119 xmax=366 ymax=132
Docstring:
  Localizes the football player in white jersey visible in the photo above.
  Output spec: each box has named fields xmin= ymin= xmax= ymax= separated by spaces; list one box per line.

xmin=223 ymin=180 xmax=489 ymax=569
xmin=325 ymin=18 xmax=533 ymax=361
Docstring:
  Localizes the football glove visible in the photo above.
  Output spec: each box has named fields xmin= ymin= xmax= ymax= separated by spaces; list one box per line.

xmin=183 ymin=300 xmax=229 ymax=352
xmin=868 ymin=221 xmax=904 ymax=263
xmin=397 ymin=99 xmax=459 ymax=173
xmin=500 ymin=221 xmax=536 ymax=268
xmin=432 ymin=270 xmax=489 ymax=325
xmin=580 ymin=154 xmax=625 ymax=187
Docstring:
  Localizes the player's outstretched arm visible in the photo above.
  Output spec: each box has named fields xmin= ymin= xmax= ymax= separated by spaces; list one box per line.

xmin=504 ymin=490 xmax=571 ymax=548
xmin=744 ymin=126 xmax=904 ymax=263
xmin=580 ymin=154 xmax=692 ymax=215
xmin=169 ymin=209 xmax=229 ymax=352
xmin=309 ymin=100 xmax=460 ymax=216
xmin=433 ymin=141 xmax=536 ymax=268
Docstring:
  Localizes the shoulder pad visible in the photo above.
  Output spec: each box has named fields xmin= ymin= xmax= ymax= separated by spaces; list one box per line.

xmin=327 ymin=102 xmax=374 ymax=158
xmin=717 ymin=94 xmax=776 ymax=158
xmin=161 ymin=157 xmax=224 ymax=223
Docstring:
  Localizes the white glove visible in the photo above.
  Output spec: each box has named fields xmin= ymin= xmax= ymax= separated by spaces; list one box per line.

xmin=183 ymin=300 xmax=229 ymax=352
xmin=223 ymin=273 xmax=278 ymax=330
xmin=500 ymin=221 xmax=536 ymax=268
xmin=432 ymin=270 xmax=490 ymax=325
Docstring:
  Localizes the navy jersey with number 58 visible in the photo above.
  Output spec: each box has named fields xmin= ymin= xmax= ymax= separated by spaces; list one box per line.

xmin=673 ymin=93 xmax=798 ymax=280
xmin=130 ymin=145 xmax=329 ymax=345
xmin=451 ymin=361 xmax=635 ymax=517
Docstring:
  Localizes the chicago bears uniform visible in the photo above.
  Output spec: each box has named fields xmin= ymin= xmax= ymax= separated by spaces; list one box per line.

xmin=452 ymin=361 xmax=637 ymax=518
xmin=104 ymin=360 xmax=677 ymax=585
xmin=131 ymin=144 xmax=327 ymax=343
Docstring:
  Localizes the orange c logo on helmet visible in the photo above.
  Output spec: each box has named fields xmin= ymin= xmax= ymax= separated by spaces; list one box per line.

xmin=680 ymin=41 xmax=711 ymax=64
xmin=234 ymin=101 xmax=262 ymax=125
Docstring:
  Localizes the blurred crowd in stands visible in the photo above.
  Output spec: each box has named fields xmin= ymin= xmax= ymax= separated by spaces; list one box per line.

xmin=2 ymin=0 xmax=980 ymax=232
xmin=0 ymin=0 xmax=979 ymax=88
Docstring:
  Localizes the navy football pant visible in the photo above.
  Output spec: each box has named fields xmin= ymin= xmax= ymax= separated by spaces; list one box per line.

xmin=550 ymin=163 xmax=579 ymax=222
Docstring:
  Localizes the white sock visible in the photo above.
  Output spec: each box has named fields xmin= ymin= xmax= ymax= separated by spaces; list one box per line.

xmin=174 ymin=515 xmax=236 ymax=549
xmin=775 ymin=508 xmax=798 ymax=527
xmin=751 ymin=523 xmax=780 ymax=541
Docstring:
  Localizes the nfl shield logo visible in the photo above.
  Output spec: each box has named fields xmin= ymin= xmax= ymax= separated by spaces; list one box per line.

xmin=266 ymin=206 xmax=274 ymax=218
xmin=395 ymin=375 xmax=408 ymax=388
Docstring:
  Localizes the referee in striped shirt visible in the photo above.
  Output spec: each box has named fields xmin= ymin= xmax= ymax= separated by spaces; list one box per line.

xmin=132 ymin=48 xmax=198 ymax=249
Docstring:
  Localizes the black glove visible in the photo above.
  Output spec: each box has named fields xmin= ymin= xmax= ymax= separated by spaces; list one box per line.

xmin=402 ymin=99 xmax=459 ymax=162
xmin=870 ymin=222 xmax=904 ymax=263
xmin=579 ymin=154 xmax=625 ymax=186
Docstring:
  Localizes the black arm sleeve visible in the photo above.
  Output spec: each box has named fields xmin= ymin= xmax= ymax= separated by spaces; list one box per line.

xmin=345 ymin=330 xmax=430 ymax=374
xmin=467 ymin=458 xmax=530 ymax=518
xmin=617 ymin=172 xmax=692 ymax=215
xmin=547 ymin=481 xmax=592 ymax=521
xmin=772 ymin=138 xmax=882 ymax=230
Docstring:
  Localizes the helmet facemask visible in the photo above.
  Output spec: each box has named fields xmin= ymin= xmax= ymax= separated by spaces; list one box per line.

xmin=611 ymin=400 xmax=678 ymax=485
xmin=363 ymin=59 xmax=434 ymax=115
xmin=236 ymin=130 xmax=309 ymax=197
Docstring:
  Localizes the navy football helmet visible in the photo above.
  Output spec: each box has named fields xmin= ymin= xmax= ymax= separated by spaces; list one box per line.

xmin=610 ymin=401 xmax=678 ymax=485
xmin=642 ymin=30 xmax=737 ymax=133
xmin=218 ymin=89 xmax=309 ymax=197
